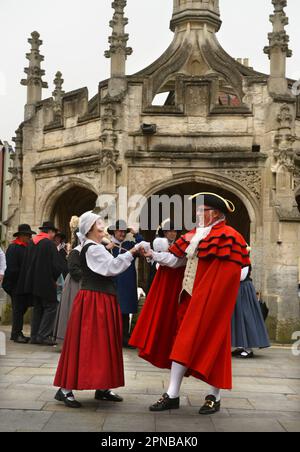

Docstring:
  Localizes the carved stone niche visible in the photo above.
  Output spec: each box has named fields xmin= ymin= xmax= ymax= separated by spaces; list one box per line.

xmin=184 ymin=80 xmax=211 ymax=117
xmin=62 ymin=88 xmax=89 ymax=122
xmin=276 ymin=165 xmax=293 ymax=194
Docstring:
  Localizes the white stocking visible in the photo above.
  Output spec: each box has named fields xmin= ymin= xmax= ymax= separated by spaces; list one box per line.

xmin=167 ymin=362 xmax=188 ymax=399
xmin=208 ymin=386 xmax=221 ymax=402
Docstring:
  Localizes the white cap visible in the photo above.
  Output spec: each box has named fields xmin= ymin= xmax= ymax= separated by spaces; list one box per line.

xmin=78 ymin=211 xmax=102 ymax=242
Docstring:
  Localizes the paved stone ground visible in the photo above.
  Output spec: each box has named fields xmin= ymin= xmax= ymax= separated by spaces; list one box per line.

xmin=0 ymin=326 xmax=299 ymax=432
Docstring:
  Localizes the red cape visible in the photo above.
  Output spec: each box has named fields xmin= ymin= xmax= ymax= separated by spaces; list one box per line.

xmin=130 ymin=222 xmax=251 ymax=389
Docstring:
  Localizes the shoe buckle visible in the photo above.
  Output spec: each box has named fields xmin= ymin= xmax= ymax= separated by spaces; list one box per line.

xmin=206 ymin=400 xmax=215 ymax=409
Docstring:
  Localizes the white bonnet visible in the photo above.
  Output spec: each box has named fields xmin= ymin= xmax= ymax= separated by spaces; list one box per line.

xmin=78 ymin=211 xmax=102 ymax=242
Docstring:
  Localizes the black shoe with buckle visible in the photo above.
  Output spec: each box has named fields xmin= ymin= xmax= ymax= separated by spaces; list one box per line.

xmin=232 ymin=348 xmax=243 ymax=357
xmin=149 ymin=393 xmax=180 ymax=412
xmin=239 ymin=350 xmax=254 ymax=359
xmin=54 ymin=389 xmax=82 ymax=408
xmin=199 ymin=395 xmax=221 ymax=415
xmin=95 ymin=390 xmax=123 ymax=402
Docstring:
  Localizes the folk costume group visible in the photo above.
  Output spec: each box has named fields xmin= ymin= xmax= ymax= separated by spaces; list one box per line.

xmin=1 ymin=191 xmax=270 ymax=416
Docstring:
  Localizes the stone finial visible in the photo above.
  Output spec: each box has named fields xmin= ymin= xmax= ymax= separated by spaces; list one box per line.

xmin=52 ymin=71 xmax=65 ymax=104
xmin=264 ymin=0 xmax=292 ymax=59
xmin=105 ymin=0 xmax=132 ymax=78
xmin=264 ymin=0 xmax=292 ymax=94
xmin=21 ymin=31 xmax=48 ymax=119
xmin=171 ymin=0 xmax=221 ymax=32
xmin=52 ymin=71 xmax=65 ymax=119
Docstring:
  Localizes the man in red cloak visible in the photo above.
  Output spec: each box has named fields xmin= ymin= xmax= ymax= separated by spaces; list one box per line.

xmin=129 ymin=193 xmax=251 ymax=415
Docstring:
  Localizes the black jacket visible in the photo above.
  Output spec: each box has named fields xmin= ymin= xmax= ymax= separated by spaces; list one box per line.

xmin=17 ymin=238 xmax=63 ymax=302
xmin=2 ymin=243 xmax=27 ymax=296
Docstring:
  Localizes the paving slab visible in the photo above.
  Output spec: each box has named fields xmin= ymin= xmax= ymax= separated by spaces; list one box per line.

xmin=0 ymin=326 xmax=299 ymax=432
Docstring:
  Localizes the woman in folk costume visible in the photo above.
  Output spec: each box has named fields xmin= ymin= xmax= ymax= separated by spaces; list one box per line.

xmin=130 ymin=193 xmax=251 ymax=415
xmin=231 ymin=261 xmax=270 ymax=359
xmin=53 ymin=217 xmax=83 ymax=343
xmin=54 ymin=211 xmax=139 ymax=408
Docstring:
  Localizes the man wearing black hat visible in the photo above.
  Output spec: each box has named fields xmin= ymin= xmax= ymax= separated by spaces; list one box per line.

xmin=2 ymin=224 xmax=36 ymax=343
xmin=130 ymin=193 xmax=251 ymax=415
xmin=108 ymin=220 xmax=144 ymax=348
xmin=18 ymin=221 xmax=63 ymax=346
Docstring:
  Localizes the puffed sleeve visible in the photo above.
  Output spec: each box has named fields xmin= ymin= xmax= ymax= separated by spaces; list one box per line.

xmin=240 ymin=266 xmax=250 ymax=281
xmin=86 ymin=244 xmax=134 ymax=277
xmin=0 ymin=247 xmax=6 ymax=275
xmin=152 ymin=251 xmax=187 ymax=269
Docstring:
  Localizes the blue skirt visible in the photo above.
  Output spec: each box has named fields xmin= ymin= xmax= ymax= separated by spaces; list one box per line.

xmin=231 ymin=280 xmax=270 ymax=349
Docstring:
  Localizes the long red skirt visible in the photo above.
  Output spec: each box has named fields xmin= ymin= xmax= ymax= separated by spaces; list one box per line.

xmin=54 ymin=290 xmax=124 ymax=390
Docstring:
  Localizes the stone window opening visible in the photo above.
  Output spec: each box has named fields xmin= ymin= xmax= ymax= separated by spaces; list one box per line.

xmin=151 ymin=91 xmax=175 ymax=107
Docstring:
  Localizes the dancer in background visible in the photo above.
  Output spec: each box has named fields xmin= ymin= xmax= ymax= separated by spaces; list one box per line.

xmin=54 ymin=226 xmax=83 ymax=343
xmin=231 ymin=266 xmax=270 ymax=359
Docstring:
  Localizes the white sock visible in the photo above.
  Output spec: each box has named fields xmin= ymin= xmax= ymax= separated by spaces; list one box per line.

xmin=167 ymin=362 xmax=188 ymax=399
xmin=208 ymin=386 xmax=221 ymax=402
xmin=61 ymin=388 xmax=75 ymax=401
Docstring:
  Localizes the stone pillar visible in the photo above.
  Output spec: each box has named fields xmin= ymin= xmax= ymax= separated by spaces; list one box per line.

xmin=264 ymin=0 xmax=292 ymax=95
xmin=21 ymin=31 xmax=48 ymax=121
xmin=104 ymin=0 xmax=132 ymax=97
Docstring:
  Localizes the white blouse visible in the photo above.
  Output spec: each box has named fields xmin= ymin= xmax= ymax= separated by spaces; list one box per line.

xmin=0 ymin=247 xmax=6 ymax=275
xmin=85 ymin=240 xmax=134 ymax=277
xmin=152 ymin=251 xmax=186 ymax=269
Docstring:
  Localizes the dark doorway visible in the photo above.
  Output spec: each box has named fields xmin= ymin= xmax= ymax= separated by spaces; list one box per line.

xmin=51 ymin=186 xmax=97 ymax=241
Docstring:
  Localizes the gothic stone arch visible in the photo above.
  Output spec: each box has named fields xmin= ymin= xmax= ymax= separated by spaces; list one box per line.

xmin=40 ymin=179 xmax=98 ymax=239
xmin=134 ymin=171 xmax=262 ymax=292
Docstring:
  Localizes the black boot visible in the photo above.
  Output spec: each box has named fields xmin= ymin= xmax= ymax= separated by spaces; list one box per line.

xmin=95 ymin=390 xmax=123 ymax=402
xmin=54 ymin=389 xmax=82 ymax=408
xmin=199 ymin=395 xmax=221 ymax=415
xmin=149 ymin=393 xmax=180 ymax=412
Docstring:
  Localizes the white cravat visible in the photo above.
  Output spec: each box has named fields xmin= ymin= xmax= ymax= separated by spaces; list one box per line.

xmin=185 ymin=218 xmax=224 ymax=258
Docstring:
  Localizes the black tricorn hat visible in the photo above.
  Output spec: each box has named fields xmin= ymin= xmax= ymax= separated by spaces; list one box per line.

xmin=156 ymin=219 xmax=177 ymax=238
xmin=13 ymin=224 xmax=36 ymax=237
xmin=108 ymin=220 xmax=130 ymax=235
xmin=39 ymin=221 xmax=59 ymax=233
xmin=189 ymin=192 xmax=236 ymax=215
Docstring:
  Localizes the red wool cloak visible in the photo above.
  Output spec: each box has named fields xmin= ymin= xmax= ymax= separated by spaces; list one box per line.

xmin=129 ymin=222 xmax=251 ymax=389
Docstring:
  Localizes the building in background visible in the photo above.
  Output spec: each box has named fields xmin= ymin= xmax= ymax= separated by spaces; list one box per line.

xmin=0 ymin=140 xmax=13 ymax=244
xmin=6 ymin=0 xmax=300 ymax=342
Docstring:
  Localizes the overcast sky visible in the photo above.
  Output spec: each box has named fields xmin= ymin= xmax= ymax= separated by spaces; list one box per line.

xmin=1 ymin=0 xmax=299 ymax=143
